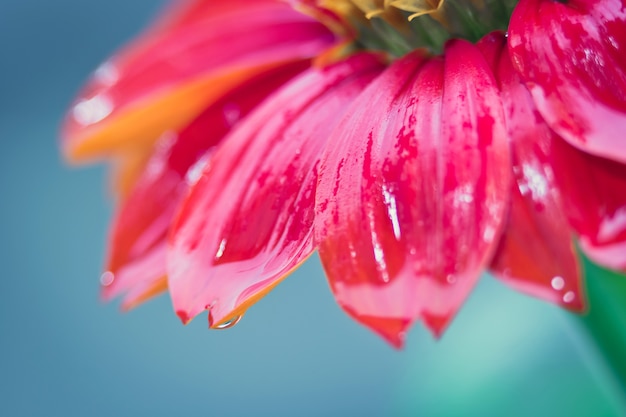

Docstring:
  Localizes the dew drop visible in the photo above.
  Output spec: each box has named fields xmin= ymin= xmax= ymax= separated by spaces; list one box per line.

xmin=551 ymin=276 xmax=565 ymax=291
xmin=222 ymin=103 xmax=241 ymax=126
xmin=72 ymin=94 xmax=113 ymax=125
xmin=563 ymin=291 xmax=576 ymax=303
xmin=446 ymin=274 xmax=457 ymax=284
xmin=100 ymin=271 xmax=115 ymax=287
xmin=215 ymin=238 xmax=227 ymax=260
xmin=214 ymin=315 xmax=243 ymax=330
xmin=93 ymin=61 xmax=119 ymax=85
xmin=185 ymin=153 xmax=212 ymax=186
xmin=482 ymin=226 xmax=496 ymax=242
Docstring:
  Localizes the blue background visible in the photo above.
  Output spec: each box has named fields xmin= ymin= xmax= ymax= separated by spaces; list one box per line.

xmin=0 ymin=1 xmax=622 ymax=416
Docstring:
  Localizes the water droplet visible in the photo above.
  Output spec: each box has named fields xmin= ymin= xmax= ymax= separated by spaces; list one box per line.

xmin=215 ymin=238 xmax=227 ymax=260
xmin=551 ymin=276 xmax=565 ymax=291
xmin=446 ymin=274 xmax=457 ymax=284
xmin=222 ymin=103 xmax=241 ymax=126
xmin=382 ymin=184 xmax=402 ymax=239
xmin=185 ymin=153 xmax=212 ymax=186
xmin=100 ymin=271 xmax=115 ymax=286
xmin=93 ymin=61 xmax=119 ymax=85
xmin=482 ymin=226 xmax=496 ymax=242
xmin=72 ymin=94 xmax=113 ymax=125
xmin=214 ymin=315 xmax=243 ymax=330
xmin=100 ymin=271 xmax=115 ymax=287
xmin=563 ymin=291 xmax=576 ymax=303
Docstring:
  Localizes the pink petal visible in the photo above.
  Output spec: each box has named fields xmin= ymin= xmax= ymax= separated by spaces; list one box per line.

xmin=102 ymin=62 xmax=308 ymax=309
xmin=150 ymin=0 xmax=282 ymax=34
xmin=508 ymin=0 xmax=626 ymax=164
xmin=314 ymin=41 xmax=510 ymax=347
xmin=479 ymin=33 xmax=585 ymax=312
xmin=551 ymin=136 xmax=626 ymax=271
xmin=61 ymin=0 xmax=334 ymax=160
xmin=168 ymin=53 xmax=385 ymax=327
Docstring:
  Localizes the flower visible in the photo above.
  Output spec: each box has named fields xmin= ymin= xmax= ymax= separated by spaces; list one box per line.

xmin=63 ymin=0 xmax=626 ymax=348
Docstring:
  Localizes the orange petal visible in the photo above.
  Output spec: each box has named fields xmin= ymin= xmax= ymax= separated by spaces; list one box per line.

xmin=61 ymin=0 xmax=334 ymax=161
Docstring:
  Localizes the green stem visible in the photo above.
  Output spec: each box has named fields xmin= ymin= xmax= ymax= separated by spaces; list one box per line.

xmin=576 ymin=255 xmax=626 ymax=410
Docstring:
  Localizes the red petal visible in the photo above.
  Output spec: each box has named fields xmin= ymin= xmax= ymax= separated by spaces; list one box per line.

xmin=551 ymin=137 xmax=626 ymax=271
xmin=168 ymin=53 xmax=385 ymax=327
xmin=508 ymin=0 xmax=626 ymax=163
xmin=314 ymin=41 xmax=510 ymax=346
xmin=61 ymin=0 xmax=334 ymax=161
xmin=101 ymin=62 xmax=308 ymax=308
xmin=479 ymin=33 xmax=585 ymax=312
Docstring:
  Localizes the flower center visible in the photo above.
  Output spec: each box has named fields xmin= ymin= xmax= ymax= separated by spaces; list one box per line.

xmin=302 ymin=0 xmax=518 ymax=55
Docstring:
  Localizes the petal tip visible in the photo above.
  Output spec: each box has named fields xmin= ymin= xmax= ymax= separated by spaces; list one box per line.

xmin=385 ymin=332 xmax=407 ymax=350
xmin=350 ymin=314 xmax=411 ymax=349
xmin=566 ymin=299 xmax=587 ymax=314
xmin=176 ymin=310 xmax=191 ymax=325
xmin=422 ymin=313 xmax=452 ymax=340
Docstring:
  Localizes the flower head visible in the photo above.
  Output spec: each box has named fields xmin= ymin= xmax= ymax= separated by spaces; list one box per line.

xmin=63 ymin=0 xmax=626 ymax=347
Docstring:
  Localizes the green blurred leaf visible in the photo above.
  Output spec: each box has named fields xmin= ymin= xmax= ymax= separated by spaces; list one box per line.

xmin=577 ymin=254 xmax=626 ymax=411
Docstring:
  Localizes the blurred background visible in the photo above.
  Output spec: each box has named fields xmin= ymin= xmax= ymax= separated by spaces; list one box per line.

xmin=0 ymin=1 xmax=622 ymax=416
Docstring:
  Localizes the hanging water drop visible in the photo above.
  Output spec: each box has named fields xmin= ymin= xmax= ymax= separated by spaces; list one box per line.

xmin=214 ymin=315 xmax=243 ymax=330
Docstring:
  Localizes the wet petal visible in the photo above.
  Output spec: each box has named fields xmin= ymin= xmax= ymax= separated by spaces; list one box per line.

xmin=101 ymin=243 xmax=169 ymax=311
xmin=508 ymin=0 xmax=626 ymax=163
xmin=479 ymin=33 xmax=585 ymax=312
xmin=61 ymin=0 xmax=334 ymax=161
xmin=102 ymin=62 xmax=308 ymax=308
xmin=551 ymin=137 xmax=626 ymax=271
xmin=314 ymin=41 xmax=510 ymax=346
xmin=168 ymin=53 xmax=385 ymax=327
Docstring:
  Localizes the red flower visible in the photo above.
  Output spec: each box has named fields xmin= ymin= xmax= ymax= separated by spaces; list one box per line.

xmin=63 ymin=0 xmax=626 ymax=347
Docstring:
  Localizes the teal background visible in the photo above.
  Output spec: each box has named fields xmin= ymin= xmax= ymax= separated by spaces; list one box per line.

xmin=0 ymin=1 xmax=622 ymax=416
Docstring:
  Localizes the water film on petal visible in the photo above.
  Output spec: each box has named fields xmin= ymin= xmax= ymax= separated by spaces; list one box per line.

xmin=315 ymin=40 xmax=511 ymax=346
